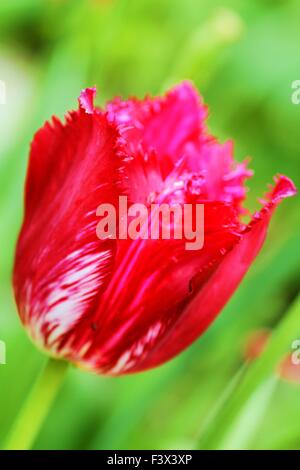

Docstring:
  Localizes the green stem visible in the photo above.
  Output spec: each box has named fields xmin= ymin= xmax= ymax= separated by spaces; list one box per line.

xmin=198 ymin=292 xmax=300 ymax=449
xmin=3 ymin=358 xmax=68 ymax=450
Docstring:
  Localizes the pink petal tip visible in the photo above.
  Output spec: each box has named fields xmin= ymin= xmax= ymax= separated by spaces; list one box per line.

xmin=79 ymin=87 xmax=97 ymax=114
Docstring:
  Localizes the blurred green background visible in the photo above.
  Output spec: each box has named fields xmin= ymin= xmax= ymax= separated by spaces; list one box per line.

xmin=0 ymin=0 xmax=300 ymax=450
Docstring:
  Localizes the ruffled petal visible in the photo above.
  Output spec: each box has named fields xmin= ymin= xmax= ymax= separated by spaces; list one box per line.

xmin=107 ymin=81 xmax=207 ymax=180
xmin=78 ymin=87 xmax=97 ymax=114
xmin=184 ymin=139 xmax=253 ymax=211
xmin=13 ymin=89 xmax=122 ymax=354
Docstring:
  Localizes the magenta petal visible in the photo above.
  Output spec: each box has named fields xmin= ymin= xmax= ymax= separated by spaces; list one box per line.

xmin=107 ymin=81 xmax=207 ymax=177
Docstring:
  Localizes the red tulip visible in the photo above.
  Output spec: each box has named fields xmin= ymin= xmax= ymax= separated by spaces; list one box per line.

xmin=13 ymin=82 xmax=296 ymax=375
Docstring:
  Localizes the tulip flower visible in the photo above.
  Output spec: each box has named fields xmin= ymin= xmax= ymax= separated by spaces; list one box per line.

xmin=13 ymin=82 xmax=296 ymax=375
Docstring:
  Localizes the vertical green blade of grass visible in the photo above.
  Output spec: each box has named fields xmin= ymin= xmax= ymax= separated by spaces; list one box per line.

xmin=219 ymin=376 xmax=278 ymax=450
xmin=198 ymin=292 xmax=300 ymax=449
